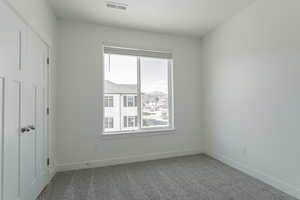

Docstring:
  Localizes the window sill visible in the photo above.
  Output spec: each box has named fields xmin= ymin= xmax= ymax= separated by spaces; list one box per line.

xmin=100 ymin=128 xmax=176 ymax=140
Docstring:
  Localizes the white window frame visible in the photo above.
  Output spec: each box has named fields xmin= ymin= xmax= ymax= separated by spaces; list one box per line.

xmin=101 ymin=45 xmax=175 ymax=136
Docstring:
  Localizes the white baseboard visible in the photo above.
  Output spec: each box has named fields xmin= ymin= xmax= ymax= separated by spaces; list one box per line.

xmin=206 ymin=152 xmax=300 ymax=199
xmin=56 ymin=149 xmax=203 ymax=172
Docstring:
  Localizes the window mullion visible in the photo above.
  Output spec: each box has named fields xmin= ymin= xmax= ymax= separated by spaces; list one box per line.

xmin=137 ymin=56 xmax=142 ymax=130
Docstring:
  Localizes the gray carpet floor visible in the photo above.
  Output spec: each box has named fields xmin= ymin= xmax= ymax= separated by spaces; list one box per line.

xmin=45 ymin=155 xmax=297 ymax=200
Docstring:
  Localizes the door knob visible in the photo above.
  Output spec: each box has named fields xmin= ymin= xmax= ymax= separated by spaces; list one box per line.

xmin=28 ymin=125 xmax=35 ymax=130
xmin=21 ymin=127 xmax=30 ymax=133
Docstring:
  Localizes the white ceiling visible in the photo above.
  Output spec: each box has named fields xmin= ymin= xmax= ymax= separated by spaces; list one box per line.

xmin=49 ymin=0 xmax=256 ymax=38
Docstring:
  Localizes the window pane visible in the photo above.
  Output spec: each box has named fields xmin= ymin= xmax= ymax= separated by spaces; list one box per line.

xmin=104 ymin=54 xmax=138 ymax=133
xmin=128 ymin=116 xmax=134 ymax=127
xmin=104 ymin=97 xmax=109 ymax=107
xmin=110 ymin=97 xmax=113 ymax=107
xmin=140 ymin=57 xmax=169 ymax=128
xmin=127 ymin=96 xmax=134 ymax=107
xmin=104 ymin=118 xmax=108 ymax=129
xmin=109 ymin=118 xmax=113 ymax=128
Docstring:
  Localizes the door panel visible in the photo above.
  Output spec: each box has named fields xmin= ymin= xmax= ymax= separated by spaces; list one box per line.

xmin=36 ymin=85 xmax=48 ymax=191
xmin=20 ymin=83 xmax=37 ymax=197
xmin=3 ymin=80 xmax=20 ymax=200
xmin=28 ymin=29 xmax=49 ymax=191
xmin=34 ymin=38 xmax=49 ymax=191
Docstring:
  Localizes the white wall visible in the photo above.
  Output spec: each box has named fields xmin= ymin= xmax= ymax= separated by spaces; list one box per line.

xmin=3 ymin=0 xmax=56 ymax=45
xmin=56 ymin=21 xmax=203 ymax=170
xmin=1 ymin=0 xmax=58 ymax=179
xmin=201 ymin=0 xmax=300 ymax=198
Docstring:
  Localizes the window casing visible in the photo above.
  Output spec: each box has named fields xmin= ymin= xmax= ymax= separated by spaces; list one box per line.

xmin=102 ymin=46 xmax=174 ymax=135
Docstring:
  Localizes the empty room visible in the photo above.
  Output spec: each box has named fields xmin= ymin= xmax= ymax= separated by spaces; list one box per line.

xmin=0 ymin=0 xmax=299 ymax=199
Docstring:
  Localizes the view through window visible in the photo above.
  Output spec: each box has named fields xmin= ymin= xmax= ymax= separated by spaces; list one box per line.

xmin=103 ymin=46 xmax=173 ymax=134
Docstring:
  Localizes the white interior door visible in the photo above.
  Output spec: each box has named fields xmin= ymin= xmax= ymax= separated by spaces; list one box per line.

xmin=0 ymin=2 xmax=49 ymax=200
xmin=20 ymin=22 xmax=49 ymax=200
xmin=1 ymin=3 xmax=24 ymax=200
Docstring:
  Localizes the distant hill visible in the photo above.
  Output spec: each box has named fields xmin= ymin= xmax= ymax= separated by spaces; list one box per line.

xmin=146 ymin=91 xmax=167 ymax=96
xmin=142 ymin=91 xmax=167 ymax=103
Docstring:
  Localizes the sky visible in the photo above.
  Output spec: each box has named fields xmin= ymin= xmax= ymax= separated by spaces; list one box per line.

xmin=104 ymin=54 xmax=169 ymax=93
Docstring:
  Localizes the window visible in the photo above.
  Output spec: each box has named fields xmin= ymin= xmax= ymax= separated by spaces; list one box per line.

xmin=127 ymin=96 xmax=134 ymax=107
xmin=123 ymin=95 xmax=137 ymax=107
xmin=104 ymin=117 xmax=114 ymax=129
xmin=104 ymin=96 xmax=114 ymax=107
xmin=103 ymin=46 xmax=174 ymax=135
xmin=124 ymin=116 xmax=138 ymax=128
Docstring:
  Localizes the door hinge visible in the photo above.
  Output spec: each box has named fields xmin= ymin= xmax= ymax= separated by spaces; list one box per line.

xmin=47 ymin=158 xmax=50 ymax=166
xmin=46 ymin=107 xmax=50 ymax=115
xmin=46 ymin=57 xmax=50 ymax=65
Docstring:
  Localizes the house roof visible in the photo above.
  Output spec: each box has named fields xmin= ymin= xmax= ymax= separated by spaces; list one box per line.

xmin=104 ymin=80 xmax=137 ymax=94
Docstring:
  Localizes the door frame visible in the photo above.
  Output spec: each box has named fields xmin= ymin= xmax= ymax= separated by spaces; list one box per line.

xmin=45 ymin=44 xmax=51 ymax=182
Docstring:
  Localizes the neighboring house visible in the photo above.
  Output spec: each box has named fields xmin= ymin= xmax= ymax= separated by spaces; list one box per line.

xmin=104 ymin=80 xmax=169 ymax=132
xmin=104 ymin=80 xmax=138 ymax=132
